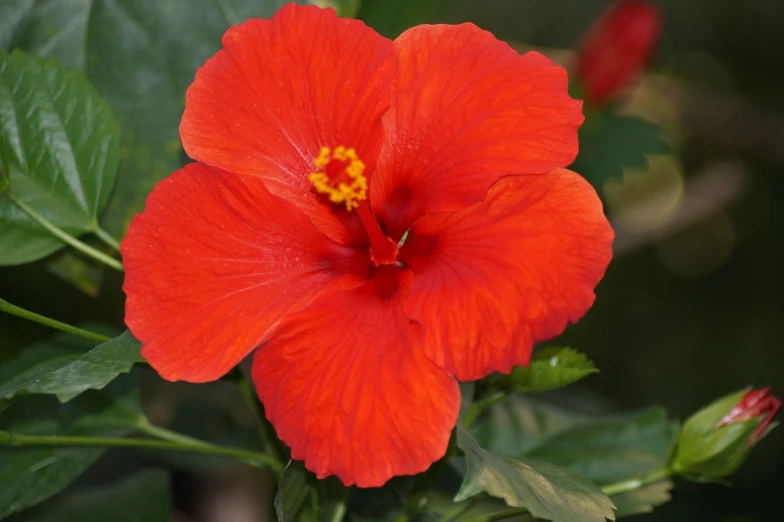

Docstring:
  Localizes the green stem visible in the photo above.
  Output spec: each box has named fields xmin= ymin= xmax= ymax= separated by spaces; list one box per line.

xmin=469 ymin=507 xmax=527 ymax=522
xmin=330 ymin=488 xmax=351 ymax=522
xmin=235 ymin=374 xmax=284 ymax=463
xmin=7 ymin=193 xmax=123 ymax=272
xmin=136 ymin=419 xmax=211 ymax=446
xmin=397 ymin=443 xmax=454 ymax=521
xmin=309 ymin=483 xmax=319 ymax=521
xmin=0 ymin=298 xmax=112 ymax=342
xmin=464 ymin=466 xmax=674 ymax=522
xmin=0 ymin=425 xmax=284 ymax=476
xmin=442 ymin=498 xmax=483 ymax=522
xmin=601 ymin=466 xmax=672 ymax=496
xmin=462 ymin=392 xmax=505 ymax=429
xmin=92 ymin=225 xmax=122 ymax=252
xmin=136 ymin=418 xmax=283 ymax=478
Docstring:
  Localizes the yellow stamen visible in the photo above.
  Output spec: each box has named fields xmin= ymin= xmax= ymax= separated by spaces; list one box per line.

xmin=308 ymin=146 xmax=367 ymax=211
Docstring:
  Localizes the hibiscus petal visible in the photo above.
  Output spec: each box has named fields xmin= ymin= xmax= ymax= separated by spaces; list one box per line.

xmin=398 ymin=170 xmax=614 ymax=381
xmin=180 ymin=4 xmax=394 ymax=243
xmin=372 ymin=24 xmax=584 ymax=239
xmin=122 ymin=162 xmax=370 ymax=383
xmin=253 ymin=266 xmax=460 ymax=487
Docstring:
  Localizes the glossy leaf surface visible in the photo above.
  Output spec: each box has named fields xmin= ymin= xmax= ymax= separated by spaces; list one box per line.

xmin=0 ymin=331 xmax=141 ymax=403
xmin=0 ymin=50 xmax=118 ymax=264
xmin=456 ymin=425 xmax=616 ymax=522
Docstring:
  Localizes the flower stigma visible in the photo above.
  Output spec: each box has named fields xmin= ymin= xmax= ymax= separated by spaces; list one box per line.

xmin=308 ymin=146 xmax=367 ymax=211
xmin=308 ymin=145 xmax=399 ymax=266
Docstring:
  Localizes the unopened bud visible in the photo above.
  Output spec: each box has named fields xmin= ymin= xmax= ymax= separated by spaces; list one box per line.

xmin=577 ymin=0 xmax=662 ymax=105
xmin=716 ymin=387 xmax=781 ymax=445
xmin=672 ymin=387 xmax=780 ymax=479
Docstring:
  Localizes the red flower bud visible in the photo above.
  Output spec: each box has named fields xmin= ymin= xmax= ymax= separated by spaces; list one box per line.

xmin=577 ymin=0 xmax=662 ymax=105
xmin=673 ymin=387 xmax=780 ymax=479
xmin=716 ymin=387 xmax=781 ymax=445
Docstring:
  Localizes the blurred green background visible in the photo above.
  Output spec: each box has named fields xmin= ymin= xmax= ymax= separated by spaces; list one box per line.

xmin=1 ymin=0 xmax=782 ymax=520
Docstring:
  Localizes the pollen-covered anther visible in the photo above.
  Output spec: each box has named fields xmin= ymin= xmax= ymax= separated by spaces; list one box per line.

xmin=308 ymin=146 xmax=367 ymax=211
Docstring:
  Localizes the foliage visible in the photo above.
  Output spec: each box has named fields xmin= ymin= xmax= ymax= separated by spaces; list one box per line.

xmin=0 ymin=1 xmax=777 ymax=522
xmin=20 ymin=469 xmax=172 ymax=522
xmin=0 ymin=50 xmax=118 ymax=265
xmin=0 ymin=331 xmax=141 ymax=402
xmin=506 ymin=347 xmax=599 ymax=393
xmin=455 ymin=425 xmax=617 ymax=522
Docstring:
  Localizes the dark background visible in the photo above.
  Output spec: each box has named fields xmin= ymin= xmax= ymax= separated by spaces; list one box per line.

xmin=1 ymin=0 xmax=782 ymax=520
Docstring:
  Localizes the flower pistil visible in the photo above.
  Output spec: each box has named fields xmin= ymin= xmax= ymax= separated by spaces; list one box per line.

xmin=308 ymin=145 xmax=367 ymax=211
xmin=309 ymin=144 xmax=398 ymax=265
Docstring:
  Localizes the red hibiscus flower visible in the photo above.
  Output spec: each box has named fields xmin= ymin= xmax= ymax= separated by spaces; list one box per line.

xmin=121 ymin=3 xmax=614 ymax=487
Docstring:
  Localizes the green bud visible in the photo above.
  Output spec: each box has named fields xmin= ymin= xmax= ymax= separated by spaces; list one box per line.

xmin=672 ymin=387 xmax=780 ymax=479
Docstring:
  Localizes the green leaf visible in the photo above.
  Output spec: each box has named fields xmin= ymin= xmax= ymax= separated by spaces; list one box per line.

xmin=0 ymin=330 xmax=96 ymax=385
xmin=0 ymin=50 xmax=119 ymax=265
xmin=1 ymin=373 xmax=143 ymax=435
xmin=524 ymin=407 xmax=678 ymax=484
xmin=611 ymin=480 xmax=673 ymax=518
xmin=273 ymin=460 xmax=347 ymax=522
xmin=23 ymin=469 xmax=171 ymax=522
xmin=421 ymin=491 xmax=510 ymax=522
xmin=10 ymin=0 xmax=305 ymax=238
xmin=0 ymin=326 xmax=114 ymax=413
xmin=0 ymin=331 xmax=142 ymax=402
xmin=507 ymin=347 xmax=598 ymax=393
xmin=456 ymin=425 xmax=616 ymax=522
xmin=572 ymin=111 xmax=669 ymax=188
xmin=68 ymin=382 xmax=144 ymax=433
xmin=275 ymin=460 xmax=312 ymax=522
xmin=474 ymin=395 xmax=589 ymax=457
xmin=0 ymin=381 xmax=142 ymax=519
xmin=0 ymin=444 xmax=103 ymax=520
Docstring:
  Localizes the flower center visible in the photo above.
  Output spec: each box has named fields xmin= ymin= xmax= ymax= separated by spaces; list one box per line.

xmin=308 ymin=146 xmax=367 ymax=211
xmin=309 ymin=145 xmax=399 ymax=266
